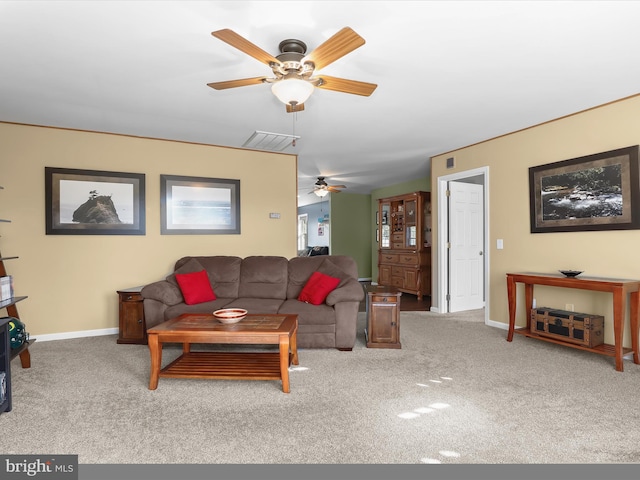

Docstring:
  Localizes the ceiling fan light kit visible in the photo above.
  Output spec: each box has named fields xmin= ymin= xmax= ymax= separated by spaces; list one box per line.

xmin=271 ymin=78 xmax=315 ymax=107
xmin=314 ymin=188 xmax=330 ymax=198
xmin=208 ymin=27 xmax=377 ymax=112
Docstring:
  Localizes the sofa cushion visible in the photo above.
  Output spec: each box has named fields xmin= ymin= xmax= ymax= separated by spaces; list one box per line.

xmin=325 ymin=277 xmax=365 ymax=306
xmin=167 ymin=257 xmax=206 ymax=287
xmin=278 ymin=299 xmax=337 ymax=326
xmin=193 ymin=256 xmax=242 ymax=298
xmin=221 ymin=297 xmax=284 ymax=314
xmin=287 ymin=255 xmax=329 ymax=299
xmin=287 ymin=255 xmax=359 ymax=299
xmin=175 ymin=270 xmax=217 ymax=305
xmin=238 ymin=256 xmax=288 ymax=299
xmin=165 ymin=298 xmax=235 ymax=321
xmin=140 ymin=281 xmax=183 ymax=306
xmin=298 ymin=271 xmax=340 ymax=305
xmin=317 ymin=258 xmax=352 ymax=288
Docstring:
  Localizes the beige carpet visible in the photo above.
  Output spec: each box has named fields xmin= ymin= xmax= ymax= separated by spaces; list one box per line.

xmin=3 ymin=309 xmax=640 ymax=465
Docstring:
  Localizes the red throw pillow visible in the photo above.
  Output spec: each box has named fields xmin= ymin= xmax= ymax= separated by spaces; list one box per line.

xmin=298 ymin=271 xmax=341 ymax=305
xmin=175 ymin=270 xmax=216 ymax=305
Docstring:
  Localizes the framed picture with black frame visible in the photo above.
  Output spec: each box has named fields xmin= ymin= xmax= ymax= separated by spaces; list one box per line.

xmin=160 ymin=174 xmax=240 ymax=235
xmin=529 ymin=145 xmax=640 ymax=233
xmin=45 ymin=167 xmax=145 ymax=235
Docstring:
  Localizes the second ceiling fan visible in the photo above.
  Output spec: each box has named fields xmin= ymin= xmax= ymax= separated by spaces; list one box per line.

xmin=207 ymin=27 xmax=377 ymax=112
xmin=310 ymin=177 xmax=346 ymax=197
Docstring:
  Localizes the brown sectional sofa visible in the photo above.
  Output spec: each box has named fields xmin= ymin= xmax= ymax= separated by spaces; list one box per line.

xmin=140 ymin=255 xmax=365 ymax=350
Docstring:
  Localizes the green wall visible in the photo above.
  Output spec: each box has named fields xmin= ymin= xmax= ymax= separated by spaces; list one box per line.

xmin=329 ymin=193 xmax=372 ymax=279
xmin=371 ymin=177 xmax=431 ymax=200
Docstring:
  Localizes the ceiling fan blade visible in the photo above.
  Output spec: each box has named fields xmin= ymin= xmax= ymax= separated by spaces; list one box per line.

xmin=328 ymin=185 xmax=346 ymax=190
xmin=286 ymin=103 xmax=305 ymax=113
xmin=212 ymin=29 xmax=281 ymax=66
xmin=303 ymin=27 xmax=365 ymax=70
xmin=207 ymin=77 xmax=267 ymax=90
xmin=327 ymin=186 xmax=345 ymax=192
xmin=316 ymin=75 xmax=377 ymax=96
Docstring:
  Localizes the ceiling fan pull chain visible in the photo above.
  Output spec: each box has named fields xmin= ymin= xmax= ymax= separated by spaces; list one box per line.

xmin=291 ymin=112 xmax=297 ymax=147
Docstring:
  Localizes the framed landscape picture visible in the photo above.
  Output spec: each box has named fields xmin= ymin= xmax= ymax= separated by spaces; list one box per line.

xmin=529 ymin=145 xmax=640 ymax=233
xmin=160 ymin=174 xmax=240 ymax=235
xmin=45 ymin=167 xmax=146 ymax=235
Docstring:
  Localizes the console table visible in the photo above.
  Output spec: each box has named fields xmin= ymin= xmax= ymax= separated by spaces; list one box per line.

xmin=506 ymin=272 xmax=640 ymax=372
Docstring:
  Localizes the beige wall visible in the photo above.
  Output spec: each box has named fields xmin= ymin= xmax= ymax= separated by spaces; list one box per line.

xmin=0 ymin=122 xmax=298 ymax=337
xmin=431 ymin=94 xmax=640 ymax=346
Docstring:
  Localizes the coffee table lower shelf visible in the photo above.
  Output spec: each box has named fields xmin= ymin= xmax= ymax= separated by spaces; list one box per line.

xmin=160 ymin=351 xmax=293 ymax=382
xmin=513 ymin=327 xmax=633 ymax=358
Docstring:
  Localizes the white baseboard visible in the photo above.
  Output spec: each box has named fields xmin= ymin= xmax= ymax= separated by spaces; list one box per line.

xmin=32 ymin=327 xmax=119 ymax=343
xmin=487 ymin=319 xmax=508 ymax=330
xmin=26 ymin=319 xmax=505 ymax=342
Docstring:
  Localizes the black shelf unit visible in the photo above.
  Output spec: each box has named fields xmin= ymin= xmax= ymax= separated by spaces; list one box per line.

xmin=0 ymin=185 xmax=32 ymax=415
xmin=0 ymin=316 xmax=11 ymax=414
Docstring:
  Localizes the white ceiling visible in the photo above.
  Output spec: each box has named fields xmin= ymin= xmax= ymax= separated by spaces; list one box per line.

xmin=2 ymin=1 xmax=640 ymax=206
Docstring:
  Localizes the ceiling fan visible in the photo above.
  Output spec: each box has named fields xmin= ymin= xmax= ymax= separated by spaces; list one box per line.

xmin=309 ymin=177 xmax=346 ymax=197
xmin=207 ymin=27 xmax=377 ymax=112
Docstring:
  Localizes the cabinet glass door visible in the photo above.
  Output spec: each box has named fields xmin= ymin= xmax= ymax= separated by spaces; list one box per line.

xmin=424 ymin=202 xmax=432 ymax=246
xmin=405 ymin=200 xmax=416 ymax=223
xmin=380 ymin=203 xmax=391 ymax=248
xmin=406 ymin=225 xmax=417 ymax=247
xmin=405 ymin=199 xmax=417 ymax=247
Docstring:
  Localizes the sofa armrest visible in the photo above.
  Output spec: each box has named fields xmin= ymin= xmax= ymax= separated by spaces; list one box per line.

xmin=140 ymin=280 xmax=184 ymax=306
xmin=325 ymin=278 xmax=364 ymax=306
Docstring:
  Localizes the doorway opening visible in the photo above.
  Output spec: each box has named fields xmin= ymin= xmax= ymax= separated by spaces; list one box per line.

xmin=297 ymin=214 xmax=308 ymax=252
xmin=436 ymin=167 xmax=489 ymax=323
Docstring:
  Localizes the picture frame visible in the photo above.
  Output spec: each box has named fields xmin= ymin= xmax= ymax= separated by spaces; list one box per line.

xmin=529 ymin=145 xmax=640 ymax=233
xmin=160 ymin=174 xmax=240 ymax=235
xmin=45 ymin=167 xmax=145 ymax=235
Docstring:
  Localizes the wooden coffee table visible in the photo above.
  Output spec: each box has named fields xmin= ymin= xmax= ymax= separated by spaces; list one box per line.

xmin=147 ymin=313 xmax=299 ymax=393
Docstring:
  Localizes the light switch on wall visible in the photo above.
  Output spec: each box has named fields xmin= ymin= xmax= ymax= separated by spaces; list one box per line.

xmin=497 ymin=239 xmax=504 ymax=249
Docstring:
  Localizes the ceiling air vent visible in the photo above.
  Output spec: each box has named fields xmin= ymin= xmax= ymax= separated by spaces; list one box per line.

xmin=242 ymin=131 xmax=300 ymax=152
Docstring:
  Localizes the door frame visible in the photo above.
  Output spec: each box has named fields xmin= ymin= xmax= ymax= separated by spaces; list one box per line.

xmin=435 ymin=166 xmax=490 ymax=323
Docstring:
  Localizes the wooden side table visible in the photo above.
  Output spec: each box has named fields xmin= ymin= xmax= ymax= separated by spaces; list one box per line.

xmin=365 ymin=285 xmax=402 ymax=348
xmin=117 ymin=287 xmax=147 ymax=345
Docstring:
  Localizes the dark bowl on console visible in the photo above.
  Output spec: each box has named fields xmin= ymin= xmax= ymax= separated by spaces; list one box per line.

xmin=559 ymin=270 xmax=583 ymax=278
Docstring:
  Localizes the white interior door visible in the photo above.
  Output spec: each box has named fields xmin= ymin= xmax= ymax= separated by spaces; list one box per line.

xmin=449 ymin=181 xmax=484 ymax=312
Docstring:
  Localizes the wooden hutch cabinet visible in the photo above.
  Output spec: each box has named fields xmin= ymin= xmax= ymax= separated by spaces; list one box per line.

xmin=377 ymin=191 xmax=431 ymax=299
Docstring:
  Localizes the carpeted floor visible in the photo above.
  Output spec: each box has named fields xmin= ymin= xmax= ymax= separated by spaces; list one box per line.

xmin=3 ymin=310 xmax=640 ymax=465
